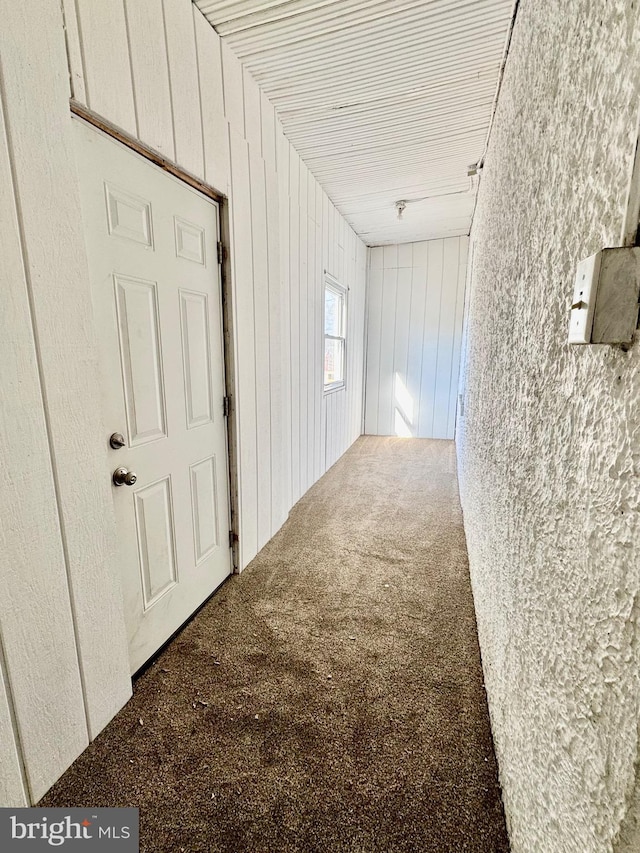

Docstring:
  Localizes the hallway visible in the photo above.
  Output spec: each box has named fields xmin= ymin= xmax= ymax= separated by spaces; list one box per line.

xmin=42 ymin=437 xmax=508 ymax=852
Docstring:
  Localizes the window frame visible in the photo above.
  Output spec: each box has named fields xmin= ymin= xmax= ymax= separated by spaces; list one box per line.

xmin=323 ymin=274 xmax=348 ymax=394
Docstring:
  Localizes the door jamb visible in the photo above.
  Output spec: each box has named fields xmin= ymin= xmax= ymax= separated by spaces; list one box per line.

xmin=69 ymin=100 xmax=240 ymax=573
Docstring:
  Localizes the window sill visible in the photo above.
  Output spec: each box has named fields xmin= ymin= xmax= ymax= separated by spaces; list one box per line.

xmin=323 ymin=382 xmax=346 ymax=396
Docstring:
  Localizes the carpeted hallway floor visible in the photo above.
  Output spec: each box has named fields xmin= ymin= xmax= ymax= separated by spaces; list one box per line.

xmin=42 ymin=436 xmax=509 ymax=852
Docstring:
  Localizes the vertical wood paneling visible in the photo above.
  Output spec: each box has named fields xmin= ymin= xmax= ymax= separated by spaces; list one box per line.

xmin=328 ymin=203 xmax=336 ymax=278
xmin=398 ymin=242 xmax=413 ymax=268
xmin=0 ymin=92 xmax=84 ymax=804
xmin=378 ymin=269 xmax=398 ymax=436
xmin=406 ymin=250 xmax=428 ymax=437
xmin=0 ymin=0 xmax=369 ymax=809
xmin=276 ymin=127 xmax=293 ymax=520
xmin=298 ymin=169 xmax=309 ymax=495
xmin=365 ymin=237 xmax=469 ymax=440
xmin=243 ymin=68 xmax=262 ymax=154
xmin=357 ymin=242 xmax=368 ymax=436
xmin=162 ymin=0 xmax=204 ymax=177
xmin=383 ymin=244 xmax=398 ymax=270
xmin=314 ymin=218 xmax=323 ymax=482
xmin=364 ymin=267 xmax=383 ymax=434
xmin=124 ymin=0 xmax=174 ymax=158
xmin=0 ymin=0 xmax=134 ymax=799
xmin=325 ymin=394 xmax=333 ymax=467
xmin=289 ymin=147 xmax=300 ymax=207
xmin=393 ymin=267 xmax=412 ymax=437
xmin=419 ymin=240 xmax=444 ymax=437
xmin=0 ymin=650 xmax=26 ymax=806
xmin=260 ymin=92 xmax=276 ymax=174
xmin=193 ymin=8 xmax=229 ymax=193
xmin=306 ymin=179 xmax=316 ymax=491
xmin=348 ymin=237 xmax=357 ymax=440
xmin=370 ymin=246 xmax=384 ymax=271
xmin=55 ymin=1 xmax=368 ymax=571
xmin=220 ymin=39 xmax=244 ymax=134
xmin=57 ymin=4 xmax=370 ymax=548
xmin=249 ymin=149 xmax=272 ymax=550
xmin=322 ymin=194 xmax=330 ymax=273
xmin=74 ymin=0 xmax=136 ymax=134
xmin=60 ymin=0 xmax=86 ymax=102
xmin=432 ymin=239 xmax=461 ymax=439
xmin=288 ymin=145 xmax=300 ymax=502
xmin=289 ymin=192 xmax=301 ymax=504
xmin=447 ymin=240 xmax=469 ymax=436
xmin=265 ymin=163 xmax=287 ymax=532
xmin=298 ymin=159 xmax=308 ymax=218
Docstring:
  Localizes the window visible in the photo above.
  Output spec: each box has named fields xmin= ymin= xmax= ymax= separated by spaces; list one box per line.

xmin=324 ymin=276 xmax=347 ymax=391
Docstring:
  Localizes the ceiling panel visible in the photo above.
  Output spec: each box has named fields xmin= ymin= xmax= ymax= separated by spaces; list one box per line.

xmin=195 ymin=0 xmax=514 ymax=245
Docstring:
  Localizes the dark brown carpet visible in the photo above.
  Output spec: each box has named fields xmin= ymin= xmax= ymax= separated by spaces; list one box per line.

xmin=42 ymin=436 xmax=509 ymax=853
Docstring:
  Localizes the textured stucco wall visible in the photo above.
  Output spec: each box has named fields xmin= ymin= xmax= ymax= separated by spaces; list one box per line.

xmin=457 ymin=1 xmax=640 ymax=851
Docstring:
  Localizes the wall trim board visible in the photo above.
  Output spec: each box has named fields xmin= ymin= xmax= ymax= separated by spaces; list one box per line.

xmin=219 ymin=193 xmax=241 ymax=572
xmin=70 ymin=100 xmax=226 ymax=203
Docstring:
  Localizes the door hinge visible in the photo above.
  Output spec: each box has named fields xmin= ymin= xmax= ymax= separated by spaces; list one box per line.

xmin=229 ymin=530 xmax=238 ymax=549
xmin=217 ymin=241 xmax=225 ymax=265
xmin=223 ymin=395 xmax=230 ymax=418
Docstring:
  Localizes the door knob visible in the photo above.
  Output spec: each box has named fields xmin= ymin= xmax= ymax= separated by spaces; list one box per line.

xmin=113 ymin=467 xmax=137 ymax=487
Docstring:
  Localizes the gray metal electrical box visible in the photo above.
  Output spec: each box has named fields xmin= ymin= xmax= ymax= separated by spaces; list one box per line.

xmin=568 ymin=247 xmax=640 ymax=344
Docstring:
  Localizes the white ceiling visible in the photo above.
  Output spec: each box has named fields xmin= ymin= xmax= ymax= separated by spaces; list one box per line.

xmin=195 ymin=0 xmax=515 ymax=245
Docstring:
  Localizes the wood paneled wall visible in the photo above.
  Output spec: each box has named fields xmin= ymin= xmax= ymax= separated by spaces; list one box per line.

xmin=365 ymin=238 xmax=468 ymax=440
xmin=0 ymin=0 xmax=132 ymax=805
xmin=64 ymin=0 xmax=368 ymax=567
xmin=0 ymin=0 xmax=367 ymax=806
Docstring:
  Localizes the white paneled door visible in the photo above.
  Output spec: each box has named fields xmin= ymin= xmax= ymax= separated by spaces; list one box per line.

xmin=73 ymin=118 xmax=231 ymax=673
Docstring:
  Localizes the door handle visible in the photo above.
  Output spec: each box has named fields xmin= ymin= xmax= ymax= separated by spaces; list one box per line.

xmin=113 ymin=467 xmax=137 ymax=487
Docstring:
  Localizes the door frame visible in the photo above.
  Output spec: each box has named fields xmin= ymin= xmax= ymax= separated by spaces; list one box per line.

xmin=70 ymin=99 xmax=241 ymax=573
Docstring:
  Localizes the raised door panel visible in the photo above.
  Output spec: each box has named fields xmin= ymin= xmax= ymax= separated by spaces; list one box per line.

xmin=134 ymin=477 xmax=178 ymax=609
xmin=190 ymin=455 xmax=219 ymax=564
xmin=179 ymin=289 xmax=214 ymax=429
xmin=105 ymin=184 xmax=153 ymax=247
xmin=175 ymin=218 xmax=206 ymax=265
xmin=114 ymin=274 xmax=167 ymax=445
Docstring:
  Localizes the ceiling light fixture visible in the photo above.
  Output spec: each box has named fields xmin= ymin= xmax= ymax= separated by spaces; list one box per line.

xmin=395 ymin=200 xmax=407 ymax=220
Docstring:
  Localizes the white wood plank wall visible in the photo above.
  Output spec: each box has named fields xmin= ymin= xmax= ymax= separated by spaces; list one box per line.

xmin=365 ymin=238 xmax=468 ymax=440
xmin=63 ymin=0 xmax=367 ymax=570
xmin=0 ymin=0 xmax=368 ymax=808
xmin=0 ymin=0 xmax=132 ymax=805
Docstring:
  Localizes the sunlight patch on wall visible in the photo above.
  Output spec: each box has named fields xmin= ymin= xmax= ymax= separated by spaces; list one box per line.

xmin=394 ymin=373 xmax=414 ymax=437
